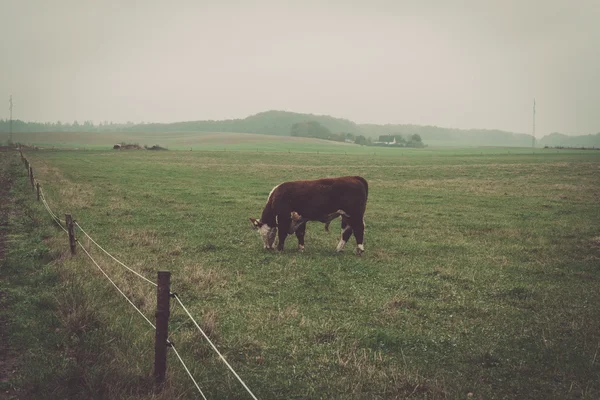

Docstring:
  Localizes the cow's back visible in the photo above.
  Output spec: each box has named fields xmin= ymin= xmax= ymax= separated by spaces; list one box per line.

xmin=270 ymin=176 xmax=367 ymax=220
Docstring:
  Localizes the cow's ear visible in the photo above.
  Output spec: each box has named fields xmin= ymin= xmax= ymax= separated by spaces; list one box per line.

xmin=249 ymin=218 xmax=262 ymax=229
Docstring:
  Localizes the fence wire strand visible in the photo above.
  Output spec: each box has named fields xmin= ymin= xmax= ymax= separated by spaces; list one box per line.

xmin=169 ymin=342 xmax=208 ymax=400
xmin=39 ymin=187 xmax=68 ymax=233
xmin=28 ymin=160 xmax=237 ymax=399
xmin=42 ymin=199 xmax=68 ymax=233
xmin=38 ymin=186 xmax=62 ymax=222
xmin=77 ymin=241 xmax=156 ymax=330
xmin=75 ymin=222 xmax=158 ymax=287
xmin=173 ymin=294 xmax=259 ymax=400
xmin=78 ymin=243 xmax=207 ymax=399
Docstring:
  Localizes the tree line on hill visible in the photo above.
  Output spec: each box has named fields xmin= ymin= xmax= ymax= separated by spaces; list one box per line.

xmin=2 ymin=110 xmax=599 ymax=148
xmin=0 ymin=119 xmax=137 ymax=133
xmin=289 ymin=121 xmax=424 ymax=147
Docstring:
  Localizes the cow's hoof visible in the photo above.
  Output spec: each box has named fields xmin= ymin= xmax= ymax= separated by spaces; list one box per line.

xmin=355 ymin=245 xmax=365 ymax=256
xmin=298 ymin=245 xmax=305 ymax=251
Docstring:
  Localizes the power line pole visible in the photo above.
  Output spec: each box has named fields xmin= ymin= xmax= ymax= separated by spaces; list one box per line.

xmin=532 ymin=98 xmax=536 ymax=149
xmin=9 ymin=95 xmax=14 ymax=145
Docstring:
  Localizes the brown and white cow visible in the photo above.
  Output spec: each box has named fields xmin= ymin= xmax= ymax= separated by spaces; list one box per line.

xmin=249 ymin=176 xmax=368 ymax=254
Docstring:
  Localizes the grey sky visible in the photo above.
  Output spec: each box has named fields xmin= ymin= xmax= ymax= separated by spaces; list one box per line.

xmin=1 ymin=0 xmax=599 ymax=135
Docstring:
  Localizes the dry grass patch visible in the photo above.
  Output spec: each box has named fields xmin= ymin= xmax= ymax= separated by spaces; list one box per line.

xmin=29 ymin=158 xmax=95 ymax=209
xmin=181 ymin=263 xmax=226 ymax=291
xmin=334 ymin=342 xmax=444 ymax=398
xmin=278 ymin=304 xmax=300 ymax=321
xmin=74 ymin=246 xmax=156 ymax=315
xmin=173 ymin=308 xmax=221 ymax=359
xmin=106 ymin=196 xmax=132 ymax=213
xmin=57 ymin=182 xmax=95 ymax=209
xmin=384 ymin=296 xmax=418 ymax=312
xmin=120 ymin=228 xmax=161 ymax=250
xmin=377 ymin=177 xmax=514 ymax=196
xmin=196 ymin=309 xmax=218 ymax=341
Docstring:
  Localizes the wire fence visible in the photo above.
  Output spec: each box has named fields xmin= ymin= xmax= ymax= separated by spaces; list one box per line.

xmin=17 ymin=149 xmax=258 ymax=400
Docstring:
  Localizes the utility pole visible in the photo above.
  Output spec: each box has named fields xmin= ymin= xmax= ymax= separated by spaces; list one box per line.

xmin=9 ymin=95 xmax=13 ymax=145
xmin=532 ymin=98 xmax=536 ymax=149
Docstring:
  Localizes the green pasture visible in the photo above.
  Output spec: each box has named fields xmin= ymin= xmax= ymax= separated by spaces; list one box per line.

xmin=6 ymin=146 xmax=600 ymax=399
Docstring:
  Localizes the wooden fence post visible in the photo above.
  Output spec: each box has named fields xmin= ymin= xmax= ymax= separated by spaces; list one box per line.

xmin=65 ymin=214 xmax=76 ymax=254
xmin=154 ymin=271 xmax=171 ymax=388
xmin=29 ymin=166 xmax=34 ymax=189
xmin=36 ymin=182 xmax=40 ymax=201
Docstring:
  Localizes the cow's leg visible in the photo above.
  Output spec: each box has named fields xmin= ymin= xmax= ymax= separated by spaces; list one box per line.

xmin=336 ymin=219 xmax=353 ymax=252
xmin=352 ymin=216 xmax=365 ymax=255
xmin=295 ymin=222 xmax=307 ymax=251
xmin=324 ymin=210 xmax=349 ymax=232
xmin=277 ymin=214 xmax=291 ymax=251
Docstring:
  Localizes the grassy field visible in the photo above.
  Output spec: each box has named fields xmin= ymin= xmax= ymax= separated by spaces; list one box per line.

xmin=3 ymin=130 xmax=593 ymax=154
xmin=6 ymin=145 xmax=600 ymax=399
xmin=3 ymin=130 xmax=366 ymax=152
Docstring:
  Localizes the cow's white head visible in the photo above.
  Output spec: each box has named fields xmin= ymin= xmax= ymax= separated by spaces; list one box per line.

xmin=249 ymin=218 xmax=276 ymax=249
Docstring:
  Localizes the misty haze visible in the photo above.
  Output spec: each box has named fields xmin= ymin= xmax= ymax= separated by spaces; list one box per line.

xmin=1 ymin=0 xmax=599 ymax=147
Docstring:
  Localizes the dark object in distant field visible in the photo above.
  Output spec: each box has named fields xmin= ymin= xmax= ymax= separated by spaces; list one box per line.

xmin=146 ymin=145 xmax=168 ymax=151
xmin=114 ymin=143 xmax=143 ymax=150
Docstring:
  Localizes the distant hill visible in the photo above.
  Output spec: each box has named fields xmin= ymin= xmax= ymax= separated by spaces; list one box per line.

xmin=124 ymin=110 xmax=547 ymax=147
xmin=124 ymin=110 xmax=361 ymax=136
xmin=538 ymin=132 xmax=600 ymax=148
xmin=2 ymin=110 xmax=598 ymax=148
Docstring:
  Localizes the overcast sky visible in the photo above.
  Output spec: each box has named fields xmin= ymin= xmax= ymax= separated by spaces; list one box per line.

xmin=1 ymin=0 xmax=599 ymax=135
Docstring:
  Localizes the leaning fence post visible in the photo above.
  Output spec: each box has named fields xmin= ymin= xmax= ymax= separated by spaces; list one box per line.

xmin=29 ymin=166 xmax=34 ymax=189
xmin=36 ymin=182 xmax=40 ymax=201
xmin=154 ymin=271 xmax=171 ymax=388
xmin=65 ymin=214 xmax=76 ymax=254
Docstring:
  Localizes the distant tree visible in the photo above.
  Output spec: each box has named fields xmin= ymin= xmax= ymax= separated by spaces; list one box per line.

xmin=393 ymin=134 xmax=406 ymax=145
xmin=329 ymin=133 xmax=346 ymax=142
xmin=355 ymin=135 xmax=367 ymax=146
xmin=406 ymin=133 xmax=424 ymax=148
xmin=290 ymin=121 xmax=333 ymax=139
